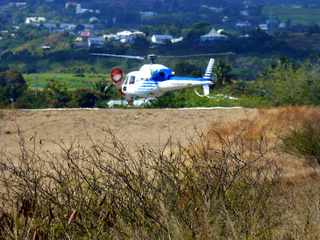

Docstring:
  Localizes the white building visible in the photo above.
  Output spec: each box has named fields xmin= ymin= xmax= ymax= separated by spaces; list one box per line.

xmin=88 ymin=37 xmax=105 ymax=48
xmin=171 ymin=37 xmax=184 ymax=44
xmin=200 ymin=28 xmax=228 ymax=42
xmin=25 ymin=17 xmax=46 ymax=25
xmin=201 ymin=5 xmax=223 ymax=13
xmin=9 ymin=2 xmax=27 ymax=7
xmin=116 ymin=30 xmax=146 ymax=44
xmin=259 ymin=24 xmax=269 ymax=31
xmin=151 ymin=34 xmax=173 ymax=45
xmin=140 ymin=11 xmax=157 ymax=18
xmin=236 ymin=21 xmax=252 ymax=28
xmin=103 ymin=33 xmax=119 ymax=41
xmin=60 ymin=23 xmax=76 ymax=31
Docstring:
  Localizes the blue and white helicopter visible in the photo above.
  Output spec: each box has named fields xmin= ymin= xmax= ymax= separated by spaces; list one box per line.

xmin=92 ymin=52 xmax=233 ymax=103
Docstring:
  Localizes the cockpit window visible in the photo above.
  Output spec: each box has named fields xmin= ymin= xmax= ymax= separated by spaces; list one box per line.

xmin=129 ymin=76 xmax=135 ymax=84
xmin=124 ymin=76 xmax=129 ymax=85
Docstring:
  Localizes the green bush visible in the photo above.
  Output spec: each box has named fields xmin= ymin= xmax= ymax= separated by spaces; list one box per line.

xmin=45 ymin=80 xmax=71 ymax=108
xmin=15 ymin=89 xmax=50 ymax=109
xmin=71 ymin=89 xmax=98 ymax=108
xmin=250 ymin=61 xmax=320 ymax=106
xmin=283 ymin=119 xmax=320 ymax=164
xmin=0 ymin=70 xmax=27 ymax=105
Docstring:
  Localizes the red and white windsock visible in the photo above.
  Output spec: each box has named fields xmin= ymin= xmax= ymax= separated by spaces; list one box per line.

xmin=111 ymin=68 xmax=124 ymax=90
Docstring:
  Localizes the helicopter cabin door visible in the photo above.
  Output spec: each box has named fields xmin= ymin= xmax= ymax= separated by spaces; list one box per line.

xmin=122 ymin=75 xmax=136 ymax=94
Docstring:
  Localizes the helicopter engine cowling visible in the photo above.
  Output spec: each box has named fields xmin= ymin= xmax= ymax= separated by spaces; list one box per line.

xmin=111 ymin=67 xmax=125 ymax=91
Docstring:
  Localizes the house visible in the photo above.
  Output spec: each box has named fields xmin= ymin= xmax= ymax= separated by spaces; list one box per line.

xmin=75 ymin=4 xmax=100 ymax=15
xmin=171 ymin=37 xmax=184 ymax=44
xmin=25 ymin=17 xmax=46 ymax=25
xmin=65 ymin=2 xmax=78 ymax=9
xmin=279 ymin=22 xmax=287 ymax=29
xmin=60 ymin=23 xmax=76 ymax=31
xmin=258 ymin=24 xmax=269 ymax=31
xmin=240 ymin=10 xmax=249 ymax=16
xmin=9 ymin=2 xmax=27 ymax=7
xmin=140 ymin=11 xmax=157 ymax=18
xmin=41 ymin=45 xmax=51 ymax=50
xmin=116 ymin=30 xmax=146 ymax=44
xmin=80 ymin=31 xmax=91 ymax=38
xmin=222 ymin=16 xmax=229 ymax=23
xmin=75 ymin=37 xmax=83 ymax=42
xmin=43 ymin=23 xmax=57 ymax=32
xmin=83 ymin=24 xmax=95 ymax=30
xmin=151 ymin=34 xmax=173 ymax=45
xmin=88 ymin=37 xmax=105 ymax=48
xmin=103 ymin=33 xmax=119 ymax=41
xmin=201 ymin=5 xmax=223 ymax=13
xmin=200 ymin=28 xmax=228 ymax=42
xmin=89 ymin=17 xmax=99 ymax=24
xmin=239 ymin=34 xmax=250 ymax=38
xmin=236 ymin=21 xmax=251 ymax=28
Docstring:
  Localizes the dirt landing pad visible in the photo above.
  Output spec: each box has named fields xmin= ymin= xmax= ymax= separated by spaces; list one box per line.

xmin=0 ymin=108 xmax=257 ymax=154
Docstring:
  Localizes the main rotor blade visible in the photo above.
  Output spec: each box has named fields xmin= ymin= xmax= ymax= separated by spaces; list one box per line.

xmin=91 ymin=53 xmax=145 ymax=61
xmin=158 ymin=52 xmax=235 ymax=58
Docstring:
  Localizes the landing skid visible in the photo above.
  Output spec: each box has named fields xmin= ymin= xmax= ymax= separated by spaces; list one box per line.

xmin=194 ymin=89 xmax=239 ymax=100
xmin=194 ymin=89 xmax=216 ymax=99
xmin=107 ymin=98 xmax=155 ymax=107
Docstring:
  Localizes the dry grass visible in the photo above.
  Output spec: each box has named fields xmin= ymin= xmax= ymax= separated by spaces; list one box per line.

xmin=206 ymin=107 xmax=320 ymax=182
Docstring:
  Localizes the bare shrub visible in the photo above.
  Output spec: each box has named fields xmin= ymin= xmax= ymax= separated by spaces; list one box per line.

xmin=0 ymin=127 xmax=291 ymax=239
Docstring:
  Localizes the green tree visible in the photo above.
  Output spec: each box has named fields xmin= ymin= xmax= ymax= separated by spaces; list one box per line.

xmin=214 ymin=61 xmax=232 ymax=87
xmin=252 ymin=60 xmax=320 ymax=106
xmin=45 ymin=80 xmax=71 ymax=107
xmin=174 ymin=62 xmax=201 ymax=76
xmin=72 ymin=89 xmax=98 ymax=108
xmin=0 ymin=70 xmax=27 ymax=104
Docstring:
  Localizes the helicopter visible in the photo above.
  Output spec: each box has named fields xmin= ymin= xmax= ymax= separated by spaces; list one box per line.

xmin=92 ymin=52 xmax=234 ymax=101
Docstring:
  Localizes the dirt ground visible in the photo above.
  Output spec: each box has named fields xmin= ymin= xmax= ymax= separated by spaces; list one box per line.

xmin=0 ymin=108 xmax=257 ymax=154
xmin=0 ymin=107 xmax=320 ymax=181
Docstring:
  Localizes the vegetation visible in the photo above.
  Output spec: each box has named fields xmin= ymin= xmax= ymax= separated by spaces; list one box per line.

xmin=283 ymin=116 xmax=320 ymax=164
xmin=2 ymin=57 xmax=320 ymax=109
xmin=249 ymin=60 xmax=320 ymax=106
xmin=0 ymin=126 xmax=290 ymax=239
xmin=24 ymin=73 xmax=106 ymax=90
